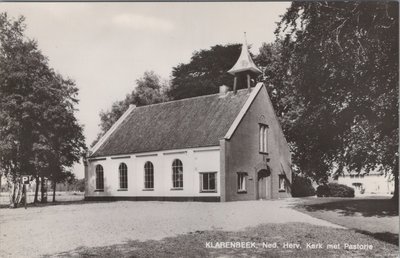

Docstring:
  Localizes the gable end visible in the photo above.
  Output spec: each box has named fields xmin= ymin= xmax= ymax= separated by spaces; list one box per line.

xmin=224 ymin=82 xmax=264 ymax=140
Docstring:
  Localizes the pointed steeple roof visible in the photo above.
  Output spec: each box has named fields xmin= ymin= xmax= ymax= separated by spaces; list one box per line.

xmin=228 ymin=33 xmax=262 ymax=76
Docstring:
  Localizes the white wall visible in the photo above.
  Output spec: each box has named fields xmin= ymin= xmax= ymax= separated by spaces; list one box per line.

xmin=85 ymin=146 xmax=220 ymax=198
xmin=338 ymin=174 xmax=394 ymax=195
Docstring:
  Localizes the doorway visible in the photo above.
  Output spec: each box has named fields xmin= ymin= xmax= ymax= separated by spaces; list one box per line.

xmin=257 ymin=169 xmax=271 ymax=200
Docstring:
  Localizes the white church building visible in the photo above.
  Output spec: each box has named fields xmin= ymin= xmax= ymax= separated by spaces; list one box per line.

xmin=84 ymin=40 xmax=292 ymax=202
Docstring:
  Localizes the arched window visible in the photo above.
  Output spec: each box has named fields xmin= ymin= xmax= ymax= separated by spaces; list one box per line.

xmin=172 ymin=159 xmax=183 ymax=188
xmin=259 ymin=124 xmax=269 ymax=154
xmin=119 ymin=163 xmax=128 ymax=189
xmin=95 ymin=165 xmax=104 ymax=190
xmin=144 ymin=161 xmax=154 ymax=189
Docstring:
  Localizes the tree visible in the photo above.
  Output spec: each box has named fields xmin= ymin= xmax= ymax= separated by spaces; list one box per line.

xmin=50 ymin=170 xmax=75 ymax=202
xmin=0 ymin=13 xmax=86 ymax=207
xmin=34 ymin=70 xmax=86 ymax=202
xmin=92 ymin=71 xmax=168 ymax=147
xmin=274 ymin=2 xmax=398 ymax=199
xmin=255 ymin=41 xmax=295 ymax=120
xmin=168 ymin=44 xmax=258 ymax=100
xmin=0 ymin=13 xmax=48 ymax=206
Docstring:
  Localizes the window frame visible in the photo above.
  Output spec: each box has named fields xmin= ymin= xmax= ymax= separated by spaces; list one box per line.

xmin=237 ymin=172 xmax=247 ymax=193
xmin=118 ymin=163 xmax=128 ymax=190
xmin=259 ymin=123 xmax=269 ymax=154
xmin=279 ymin=175 xmax=286 ymax=192
xmin=144 ymin=161 xmax=154 ymax=190
xmin=95 ymin=164 xmax=104 ymax=191
xmin=172 ymin=159 xmax=184 ymax=190
xmin=199 ymin=172 xmax=217 ymax=193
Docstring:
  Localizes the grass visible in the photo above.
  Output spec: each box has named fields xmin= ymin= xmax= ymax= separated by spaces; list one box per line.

xmin=292 ymin=197 xmax=399 ymax=245
xmin=46 ymin=223 xmax=398 ymax=258
xmin=293 ymin=196 xmax=398 ymax=217
xmin=0 ymin=191 xmax=85 ymax=208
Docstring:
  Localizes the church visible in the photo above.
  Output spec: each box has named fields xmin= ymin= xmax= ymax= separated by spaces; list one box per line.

xmin=84 ymin=40 xmax=292 ymax=202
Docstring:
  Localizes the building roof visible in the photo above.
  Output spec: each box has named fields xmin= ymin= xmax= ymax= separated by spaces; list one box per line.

xmin=90 ymin=88 xmax=253 ymax=157
xmin=342 ymin=170 xmax=385 ymax=176
xmin=228 ymin=35 xmax=262 ymax=76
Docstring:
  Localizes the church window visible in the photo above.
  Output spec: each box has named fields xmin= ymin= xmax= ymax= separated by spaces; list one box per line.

xmin=237 ymin=172 xmax=247 ymax=192
xmin=119 ymin=163 xmax=128 ymax=189
xmin=279 ymin=175 xmax=286 ymax=192
xmin=259 ymin=124 xmax=269 ymax=153
xmin=200 ymin=172 xmax=217 ymax=192
xmin=144 ymin=161 xmax=154 ymax=189
xmin=95 ymin=165 xmax=104 ymax=191
xmin=172 ymin=159 xmax=183 ymax=189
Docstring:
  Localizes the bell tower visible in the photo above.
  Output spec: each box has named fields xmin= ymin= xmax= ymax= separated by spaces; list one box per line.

xmin=228 ymin=33 xmax=262 ymax=93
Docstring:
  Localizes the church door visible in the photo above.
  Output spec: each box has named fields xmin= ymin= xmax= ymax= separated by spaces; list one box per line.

xmin=258 ymin=169 xmax=271 ymax=200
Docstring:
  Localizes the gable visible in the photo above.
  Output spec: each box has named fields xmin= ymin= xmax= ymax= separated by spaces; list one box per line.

xmin=90 ymin=89 xmax=252 ymax=157
xmin=224 ymin=82 xmax=263 ymax=139
xmin=227 ymin=83 xmax=291 ymax=165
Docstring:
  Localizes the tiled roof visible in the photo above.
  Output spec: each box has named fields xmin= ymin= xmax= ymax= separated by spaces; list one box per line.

xmin=91 ymin=89 xmax=251 ymax=157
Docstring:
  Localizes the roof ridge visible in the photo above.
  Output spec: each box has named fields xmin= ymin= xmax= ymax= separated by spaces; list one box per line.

xmin=134 ymin=88 xmax=250 ymax=109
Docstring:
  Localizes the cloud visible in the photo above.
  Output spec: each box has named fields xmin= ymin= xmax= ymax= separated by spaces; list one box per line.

xmin=112 ymin=14 xmax=174 ymax=32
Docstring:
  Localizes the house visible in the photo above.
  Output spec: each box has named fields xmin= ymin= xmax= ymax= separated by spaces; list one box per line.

xmin=84 ymin=40 xmax=292 ymax=202
xmin=337 ymin=170 xmax=394 ymax=196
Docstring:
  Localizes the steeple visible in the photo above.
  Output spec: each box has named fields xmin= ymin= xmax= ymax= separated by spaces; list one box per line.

xmin=228 ymin=33 xmax=262 ymax=93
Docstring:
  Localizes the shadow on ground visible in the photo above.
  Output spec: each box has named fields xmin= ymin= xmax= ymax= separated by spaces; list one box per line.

xmin=298 ymin=198 xmax=398 ymax=218
xmin=293 ymin=197 xmax=399 ymax=245
xmin=43 ymin=223 xmax=398 ymax=258
xmin=354 ymin=230 xmax=399 ymax=246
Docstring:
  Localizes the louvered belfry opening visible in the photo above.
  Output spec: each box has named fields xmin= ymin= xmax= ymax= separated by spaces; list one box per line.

xmin=232 ymin=71 xmax=257 ymax=93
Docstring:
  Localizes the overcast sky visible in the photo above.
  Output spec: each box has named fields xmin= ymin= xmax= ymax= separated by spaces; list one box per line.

xmin=2 ymin=2 xmax=291 ymax=178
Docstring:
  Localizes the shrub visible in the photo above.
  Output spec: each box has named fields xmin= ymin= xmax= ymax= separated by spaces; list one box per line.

xmin=317 ymin=183 xmax=355 ymax=197
xmin=329 ymin=183 xmax=355 ymax=197
xmin=316 ymin=184 xmax=330 ymax=197
xmin=75 ymin=179 xmax=85 ymax=192
xmin=292 ymin=174 xmax=316 ymax=197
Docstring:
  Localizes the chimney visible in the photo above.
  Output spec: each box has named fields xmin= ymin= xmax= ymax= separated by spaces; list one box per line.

xmin=219 ymin=85 xmax=230 ymax=96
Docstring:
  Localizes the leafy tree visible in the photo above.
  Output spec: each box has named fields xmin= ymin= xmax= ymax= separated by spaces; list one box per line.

xmin=50 ymin=170 xmax=75 ymax=202
xmin=39 ymin=74 xmax=86 ymax=202
xmin=0 ymin=13 xmax=48 ymax=206
xmin=92 ymin=71 xmax=168 ymax=147
xmin=255 ymin=41 xmax=295 ymax=120
xmin=168 ymin=44 xmax=257 ymax=100
xmin=274 ymin=2 xmax=398 ymax=199
xmin=0 ymin=13 xmax=86 ymax=206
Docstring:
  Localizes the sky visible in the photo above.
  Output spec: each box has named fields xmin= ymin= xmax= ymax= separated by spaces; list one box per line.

xmin=2 ymin=2 xmax=291 ymax=178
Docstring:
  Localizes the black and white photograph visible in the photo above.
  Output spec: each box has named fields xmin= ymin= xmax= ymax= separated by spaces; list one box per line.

xmin=0 ymin=1 xmax=398 ymax=257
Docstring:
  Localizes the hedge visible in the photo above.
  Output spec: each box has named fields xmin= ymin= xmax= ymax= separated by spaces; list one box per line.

xmin=292 ymin=174 xmax=316 ymax=197
xmin=316 ymin=183 xmax=355 ymax=197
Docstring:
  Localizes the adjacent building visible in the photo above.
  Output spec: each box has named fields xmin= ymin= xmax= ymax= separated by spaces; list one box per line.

xmin=338 ymin=170 xmax=394 ymax=196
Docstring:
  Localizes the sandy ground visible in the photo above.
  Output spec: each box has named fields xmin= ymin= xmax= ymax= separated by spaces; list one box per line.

xmin=0 ymin=199 xmax=343 ymax=258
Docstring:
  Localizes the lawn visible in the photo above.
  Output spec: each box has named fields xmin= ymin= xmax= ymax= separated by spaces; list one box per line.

xmin=47 ymin=223 xmax=398 ymax=257
xmin=0 ymin=191 xmax=84 ymax=207
xmin=291 ymin=196 xmax=399 ymax=245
